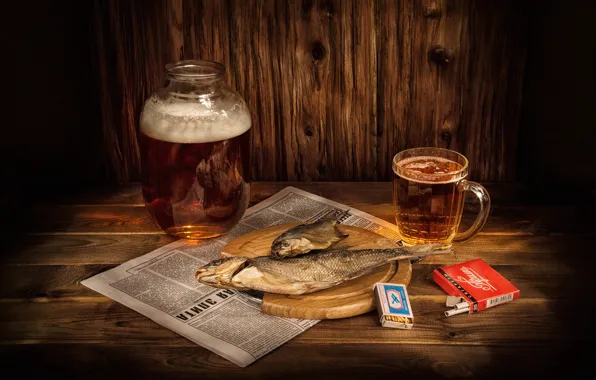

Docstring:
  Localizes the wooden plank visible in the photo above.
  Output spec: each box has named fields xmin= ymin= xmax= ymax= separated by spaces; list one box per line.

xmin=0 ymin=261 xmax=585 ymax=300
xmin=373 ymin=0 xmax=410 ymax=179
xmin=403 ymin=0 xmax=528 ymax=181
xmin=0 ymin=298 xmax=588 ymax=346
xmin=0 ymin=234 xmax=178 ymax=265
xmin=10 ymin=198 xmax=592 ymax=235
xmin=56 ymin=182 xmax=592 ymax=206
xmin=458 ymin=1 xmax=528 ymax=181
xmin=17 ymin=183 xmax=589 ymax=236
xmin=0 ymin=264 xmax=116 ymax=299
xmin=227 ymin=0 xmax=282 ymax=181
xmin=406 ymin=263 xmax=586 ymax=298
xmin=60 ymin=183 xmax=146 ymax=205
xmin=314 ymin=0 xmax=378 ymax=181
xmin=1 ymin=343 xmax=588 ymax=378
xmin=93 ymin=0 xmax=162 ymax=182
xmin=227 ymin=0 xmax=377 ymax=181
xmin=0 ymin=234 xmax=587 ymax=266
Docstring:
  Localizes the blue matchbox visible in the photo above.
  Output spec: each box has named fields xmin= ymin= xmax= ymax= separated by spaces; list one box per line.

xmin=373 ymin=283 xmax=414 ymax=329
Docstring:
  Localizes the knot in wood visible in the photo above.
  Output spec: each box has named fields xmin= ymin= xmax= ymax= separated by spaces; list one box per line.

xmin=319 ymin=0 xmax=335 ymax=16
xmin=304 ymin=126 xmax=314 ymax=137
xmin=423 ymin=3 xmax=441 ymax=18
xmin=301 ymin=0 xmax=314 ymax=15
xmin=441 ymin=131 xmax=452 ymax=142
xmin=429 ymin=45 xmax=453 ymax=67
xmin=317 ymin=162 xmax=326 ymax=176
xmin=311 ymin=41 xmax=326 ymax=62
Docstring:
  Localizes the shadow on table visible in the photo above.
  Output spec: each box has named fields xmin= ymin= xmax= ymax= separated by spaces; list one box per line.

xmin=3 ymin=340 xmax=593 ymax=380
xmin=484 ymin=197 xmax=596 ymax=378
xmin=0 ymin=184 xmax=83 ymax=265
xmin=0 ymin=183 xmax=146 ymax=298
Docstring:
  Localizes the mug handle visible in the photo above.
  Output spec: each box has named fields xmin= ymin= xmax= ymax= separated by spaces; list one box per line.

xmin=453 ymin=180 xmax=491 ymax=243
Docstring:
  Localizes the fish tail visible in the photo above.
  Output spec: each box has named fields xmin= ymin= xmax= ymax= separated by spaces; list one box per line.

xmin=320 ymin=208 xmax=351 ymax=224
xmin=403 ymin=243 xmax=453 ymax=254
xmin=387 ymin=244 xmax=453 ymax=261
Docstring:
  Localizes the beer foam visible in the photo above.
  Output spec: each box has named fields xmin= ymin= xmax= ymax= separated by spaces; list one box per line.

xmin=395 ymin=156 xmax=465 ymax=184
xmin=140 ymin=97 xmax=251 ymax=143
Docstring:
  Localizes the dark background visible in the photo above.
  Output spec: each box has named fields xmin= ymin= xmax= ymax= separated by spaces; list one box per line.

xmin=3 ymin=0 xmax=595 ymax=199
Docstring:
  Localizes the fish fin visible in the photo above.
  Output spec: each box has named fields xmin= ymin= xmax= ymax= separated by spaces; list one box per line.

xmin=318 ymin=214 xmax=338 ymax=223
xmin=319 ymin=208 xmax=351 ymax=224
xmin=333 ymin=225 xmax=349 ymax=239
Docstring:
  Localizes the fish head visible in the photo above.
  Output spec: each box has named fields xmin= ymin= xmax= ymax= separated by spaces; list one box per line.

xmin=271 ymin=237 xmax=313 ymax=258
xmin=195 ymin=257 xmax=249 ymax=288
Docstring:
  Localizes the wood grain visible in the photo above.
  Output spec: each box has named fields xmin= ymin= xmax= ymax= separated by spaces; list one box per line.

xmin=42 ymin=182 xmax=590 ymax=207
xmin=1 ymin=182 xmax=593 ymax=377
xmin=0 ymin=233 xmax=588 ymax=266
xmin=0 ymin=297 xmax=588 ymax=346
xmin=3 ymin=343 xmax=588 ymax=379
xmin=54 ymin=182 xmax=505 ymax=205
xmin=8 ymin=182 xmax=587 ymax=238
xmin=0 ymin=262 xmax=585 ymax=301
xmin=92 ymin=0 xmax=527 ymax=182
xmin=10 ymin=198 xmax=590 ymax=235
xmin=220 ymin=224 xmax=410 ymax=319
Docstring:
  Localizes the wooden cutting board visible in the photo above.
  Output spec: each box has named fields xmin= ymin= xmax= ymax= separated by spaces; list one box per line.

xmin=220 ymin=223 xmax=411 ymax=319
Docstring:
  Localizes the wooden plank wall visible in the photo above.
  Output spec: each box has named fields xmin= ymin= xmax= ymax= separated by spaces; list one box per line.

xmin=93 ymin=0 xmax=528 ymax=183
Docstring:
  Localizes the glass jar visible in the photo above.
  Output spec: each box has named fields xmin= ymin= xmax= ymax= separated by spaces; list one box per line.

xmin=139 ymin=60 xmax=251 ymax=239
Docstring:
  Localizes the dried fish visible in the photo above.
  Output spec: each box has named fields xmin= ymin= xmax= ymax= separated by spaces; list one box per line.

xmin=270 ymin=211 xmax=349 ymax=258
xmin=196 ymin=244 xmax=451 ymax=295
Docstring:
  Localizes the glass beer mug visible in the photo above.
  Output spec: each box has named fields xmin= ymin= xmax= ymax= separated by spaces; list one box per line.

xmin=139 ymin=60 xmax=251 ymax=239
xmin=392 ymin=148 xmax=490 ymax=247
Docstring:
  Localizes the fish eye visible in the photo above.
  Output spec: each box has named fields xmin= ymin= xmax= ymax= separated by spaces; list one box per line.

xmin=282 ymin=241 xmax=290 ymax=247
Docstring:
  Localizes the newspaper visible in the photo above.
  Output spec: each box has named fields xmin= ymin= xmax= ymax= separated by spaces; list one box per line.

xmin=82 ymin=187 xmax=403 ymax=367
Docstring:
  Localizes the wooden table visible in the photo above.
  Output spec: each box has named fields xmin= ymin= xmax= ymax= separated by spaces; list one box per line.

xmin=1 ymin=182 xmax=594 ymax=378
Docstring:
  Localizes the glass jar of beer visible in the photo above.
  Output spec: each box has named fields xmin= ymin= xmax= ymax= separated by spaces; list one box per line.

xmin=139 ymin=60 xmax=251 ymax=239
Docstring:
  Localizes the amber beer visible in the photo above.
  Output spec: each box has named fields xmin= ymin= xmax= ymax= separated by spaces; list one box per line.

xmin=139 ymin=102 xmax=251 ymax=239
xmin=392 ymin=148 xmax=490 ymax=247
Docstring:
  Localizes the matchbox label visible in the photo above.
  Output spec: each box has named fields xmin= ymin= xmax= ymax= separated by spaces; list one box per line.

xmin=374 ymin=283 xmax=414 ymax=329
xmin=384 ymin=286 xmax=411 ymax=316
xmin=374 ymin=283 xmax=413 ymax=319
xmin=433 ymin=259 xmax=520 ymax=313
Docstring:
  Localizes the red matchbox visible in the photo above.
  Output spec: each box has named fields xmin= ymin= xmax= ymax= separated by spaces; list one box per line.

xmin=433 ymin=259 xmax=520 ymax=313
